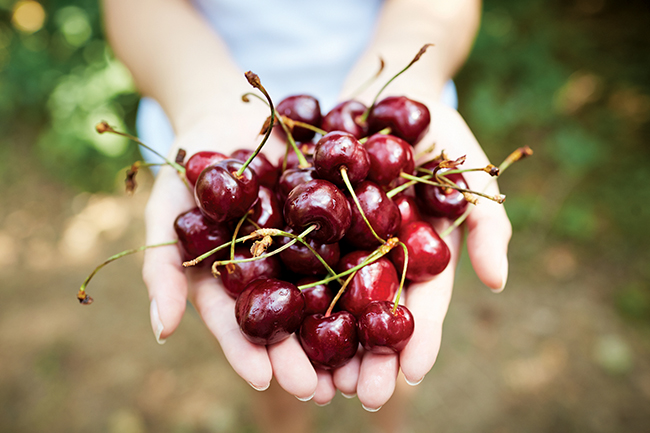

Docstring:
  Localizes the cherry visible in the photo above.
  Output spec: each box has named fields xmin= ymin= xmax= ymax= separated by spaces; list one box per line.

xmin=276 ymin=166 xmax=318 ymax=203
xmin=344 ymin=181 xmax=401 ymax=250
xmin=321 ymin=100 xmax=368 ymax=139
xmin=240 ymin=185 xmax=284 ymax=236
xmin=313 ymin=131 xmax=370 ymax=187
xmin=185 ymin=151 xmax=227 ymax=187
xmin=336 ymin=250 xmax=399 ymax=317
xmin=276 ymin=95 xmax=322 ymax=142
xmin=173 ymin=208 xmax=231 ymax=262
xmin=364 ymin=134 xmax=414 ymax=187
xmin=279 ymin=227 xmax=340 ymax=276
xmin=235 ymin=278 xmax=305 ymax=345
xmin=299 ymin=311 xmax=358 ymax=370
xmin=194 ymin=159 xmax=259 ymax=223
xmin=296 ymin=277 xmax=334 ymax=316
xmin=368 ymin=96 xmax=430 ymax=146
xmin=231 ymin=149 xmax=279 ymax=189
xmin=356 ymin=301 xmax=414 ymax=354
xmin=283 ymin=179 xmax=351 ymax=244
xmin=389 ymin=220 xmax=450 ymax=282
xmin=393 ymin=195 xmax=422 ymax=229
xmin=218 ymin=246 xmax=283 ymax=299
xmin=415 ymin=159 xmax=469 ymax=219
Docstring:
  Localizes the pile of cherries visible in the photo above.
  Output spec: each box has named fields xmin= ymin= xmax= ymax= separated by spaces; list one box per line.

xmin=173 ymin=81 xmax=473 ymax=370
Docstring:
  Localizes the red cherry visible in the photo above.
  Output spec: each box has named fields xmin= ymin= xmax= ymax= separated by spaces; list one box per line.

xmin=364 ymin=133 xmax=414 ymax=187
xmin=194 ymin=159 xmax=259 ymax=223
xmin=231 ymin=149 xmax=279 ymax=189
xmin=218 ymin=246 xmax=283 ymax=299
xmin=185 ymin=151 xmax=227 ymax=187
xmin=239 ymin=185 xmax=284 ymax=236
xmin=357 ymin=301 xmax=414 ymax=354
xmin=173 ymin=208 xmax=231 ymax=263
xmin=279 ymin=227 xmax=340 ymax=276
xmin=368 ymin=96 xmax=430 ymax=146
xmin=344 ymin=181 xmax=401 ymax=250
xmin=283 ymin=179 xmax=351 ymax=244
xmin=389 ymin=220 xmax=450 ymax=282
xmin=235 ymin=278 xmax=305 ymax=345
xmin=276 ymin=166 xmax=317 ymax=203
xmin=321 ymin=100 xmax=368 ymax=139
xmin=393 ymin=195 xmax=422 ymax=229
xmin=313 ymin=131 xmax=370 ymax=187
xmin=337 ymin=250 xmax=399 ymax=317
xmin=296 ymin=277 xmax=335 ymax=316
xmin=299 ymin=311 xmax=358 ymax=370
xmin=276 ymin=95 xmax=322 ymax=142
xmin=415 ymin=159 xmax=469 ymax=219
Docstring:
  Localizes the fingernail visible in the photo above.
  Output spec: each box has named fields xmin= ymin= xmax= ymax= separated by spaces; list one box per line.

xmin=150 ymin=299 xmax=166 ymax=345
xmin=248 ymin=381 xmax=270 ymax=391
xmin=493 ymin=258 xmax=508 ymax=293
xmin=315 ymin=400 xmax=331 ymax=407
xmin=362 ymin=404 xmax=382 ymax=412
xmin=405 ymin=376 xmax=424 ymax=386
xmin=295 ymin=392 xmax=315 ymax=402
xmin=341 ymin=392 xmax=356 ymax=399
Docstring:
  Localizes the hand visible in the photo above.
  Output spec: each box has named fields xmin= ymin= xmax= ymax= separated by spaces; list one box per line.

xmin=325 ymin=102 xmax=512 ymax=410
xmin=141 ymin=119 xmax=321 ymax=401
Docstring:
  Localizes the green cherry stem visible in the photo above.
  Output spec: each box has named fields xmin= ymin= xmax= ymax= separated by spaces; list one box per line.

xmin=183 ymin=232 xmax=262 ymax=267
xmin=278 ymin=117 xmax=311 ymax=169
xmin=340 ymin=166 xmax=386 ymax=244
xmin=324 ymin=269 xmax=358 ymax=317
xmin=392 ymin=241 xmax=409 ymax=315
xmin=228 ymin=211 xmax=250 ymax=270
xmin=347 ymin=56 xmax=385 ymax=100
xmin=399 ymin=172 xmax=506 ymax=204
xmin=359 ymin=43 xmax=434 ymax=124
xmin=236 ymin=71 xmax=276 ymax=178
xmin=77 ymin=240 xmax=178 ymax=305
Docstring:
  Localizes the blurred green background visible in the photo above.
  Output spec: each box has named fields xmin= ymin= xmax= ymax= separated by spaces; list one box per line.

xmin=1 ymin=0 xmax=649 ymax=432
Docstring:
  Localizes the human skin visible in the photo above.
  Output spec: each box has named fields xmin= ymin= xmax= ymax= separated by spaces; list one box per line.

xmin=103 ymin=0 xmax=511 ymax=411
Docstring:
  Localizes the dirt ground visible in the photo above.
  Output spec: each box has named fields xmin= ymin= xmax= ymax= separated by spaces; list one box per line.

xmin=1 ymin=154 xmax=649 ymax=433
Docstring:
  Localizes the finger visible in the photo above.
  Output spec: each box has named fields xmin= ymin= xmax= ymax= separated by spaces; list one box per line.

xmin=268 ymin=334 xmax=318 ymax=400
xmin=332 ymin=350 xmax=362 ymax=398
xmin=399 ymin=224 xmax=462 ymax=385
xmin=356 ymin=353 xmax=399 ymax=411
xmin=188 ymin=268 xmax=273 ymax=390
xmin=313 ymin=369 xmax=337 ymax=406
xmin=466 ymin=197 xmax=512 ymax=292
xmin=143 ymin=167 xmax=195 ymax=342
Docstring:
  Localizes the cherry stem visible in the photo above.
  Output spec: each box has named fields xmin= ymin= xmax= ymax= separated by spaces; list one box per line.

xmin=359 ymin=43 xmax=434 ymax=124
xmin=77 ymin=240 xmax=178 ymax=305
xmin=95 ymin=122 xmax=190 ymax=189
xmin=229 ymin=211 xmax=250 ymax=270
xmin=298 ymin=237 xmax=399 ymax=291
xmin=358 ymin=127 xmax=391 ymax=144
xmin=286 ymin=118 xmax=327 ymax=136
xmin=340 ymin=166 xmax=386 ymax=244
xmin=278 ymin=117 xmax=311 ymax=169
xmin=183 ymin=232 xmax=262 ymax=267
xmin=399 ymin=172 xmax=506 ymax=203
xmin=348 ymin=56 xmax=385 ymax=100
xmin=438 ymin=146 xmax=533 ymax=238
xmin=416 ymin=165 xmax=500 ymax=177
xmin=210 ymin=225 xmax=317 ymax=271
xmin=236 ymin=71 xmax=276 ymax=178
xmin=392 ymin=241 xmax=409 ymax=315
xmin=324 ymin=269 xmax=358 ymax=317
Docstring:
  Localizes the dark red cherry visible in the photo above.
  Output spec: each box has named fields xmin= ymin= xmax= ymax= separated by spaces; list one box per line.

xmin=297 ymin=277 xmax=334 ymax=316
xmin=321 ymin=100 xmax=368 ymax=139
xmin=364 ymin=134 xmax=414 ymax=186
xmin=313 ymin=131 xmax=370 ymax=187
xmin=336 ymin=250 xmax=399 ymax=317
xmin=276 ymin=95 xmax=322 ymax=142
xmin=284 ymin=179 xmax=351 ymax=244
xmin=218 ymin=246 xmax=283 ymax=299
xmin=357 ymin=301 xmax=414 ymax=354
xmin=185 ymin=151 xmax=227 ymax=187
xmin=415 ymin=159 xmax=469 ymax=219
xmin=278 ymin=142 xmax=315 ymax=171
xmin=299 ymin=311 xmax=358 ymax=370
xmin=173 ymin=208 xmax=231 ymax=263
xmin=389 ymin=220 xmax=450 ymax=282
xmin=231 ymin=149 xmax=279 ymax=189
xmin=344 ymin=181 xmax=401 ymax=250
xmin=276 ymin=167 xmax=317 ymax=203
xmin=235 ymin=278 xmax=305 ymax=345
xmin=393 ymin=195 xmax=422 ymax=229
xmin=368 ymin=96 xmax=430 ymax=146
xmin=194 ymin=159 xmax=259 ymax=223
xmin=240 ymin=185 xmax=284 ymax=236
xmin=279 ymin=227 xmax=340 ymax=276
